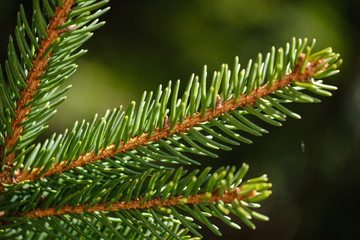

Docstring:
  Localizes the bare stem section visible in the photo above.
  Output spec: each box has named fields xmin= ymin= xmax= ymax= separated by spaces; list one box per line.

xmin=13 ymin=54 xmax=315 ymax=183
xmin=0 ymin=0 xmax=74 ymax=185
xmin=24 ymin=188 xmax=256 ymax=218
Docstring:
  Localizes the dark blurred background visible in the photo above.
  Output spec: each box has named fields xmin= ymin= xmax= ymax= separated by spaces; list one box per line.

xmin=1 ymin=0 xmax=360 ymax=239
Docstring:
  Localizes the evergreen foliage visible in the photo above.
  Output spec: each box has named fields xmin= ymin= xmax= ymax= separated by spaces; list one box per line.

xmin=0 ymin=0 xmax=341 ymax=239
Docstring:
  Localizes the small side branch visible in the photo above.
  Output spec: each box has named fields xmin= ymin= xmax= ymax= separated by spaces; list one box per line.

xmin=0 ymin=0 xmax=74 ymax=184
xmin=23 ymin=188 xmax=256 ymax=218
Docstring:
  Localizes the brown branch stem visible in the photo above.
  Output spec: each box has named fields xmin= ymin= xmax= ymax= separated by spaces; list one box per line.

xmin=23 ymin=188 xmax=256 ymax=218
xmin=0 ymin=0 xmax=74 ymax=185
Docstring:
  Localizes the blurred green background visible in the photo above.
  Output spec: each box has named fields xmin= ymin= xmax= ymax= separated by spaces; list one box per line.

xmin=1 ymin=0 xmax=360 ymax=239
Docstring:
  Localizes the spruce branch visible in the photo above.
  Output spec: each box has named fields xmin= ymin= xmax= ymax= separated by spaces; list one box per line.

xmin=0 ymin=0 xmax=74 ymax=182
xmin=9 ymin=49 xmax=338 ymax=185
xmin=0 ymin=164 xmax=272 ymax=238
xmin=0 ymin=0 xmax=109 ymax=186
xmin=23 ymin=187 xmax=257 ymax=218
xmin=0 ymin=2 xmax=342 ymax=237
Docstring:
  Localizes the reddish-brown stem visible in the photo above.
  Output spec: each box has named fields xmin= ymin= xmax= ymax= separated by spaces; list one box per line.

xmin=0 ymin=0 xmax=75 ymax=185
xmin=11 ymin=54 xmax=316 ymax=184
xmin=23 ymin=188 xmax=256 ymax=218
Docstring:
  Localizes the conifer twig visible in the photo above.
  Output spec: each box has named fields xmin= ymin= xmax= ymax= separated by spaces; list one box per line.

xmin=9 ymin=54 xmax=321 ymax=184
xmin=0 ymin=0 xmax=74 ymax=184
xmin=22 ymin=188 xmax=257 ymax=218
